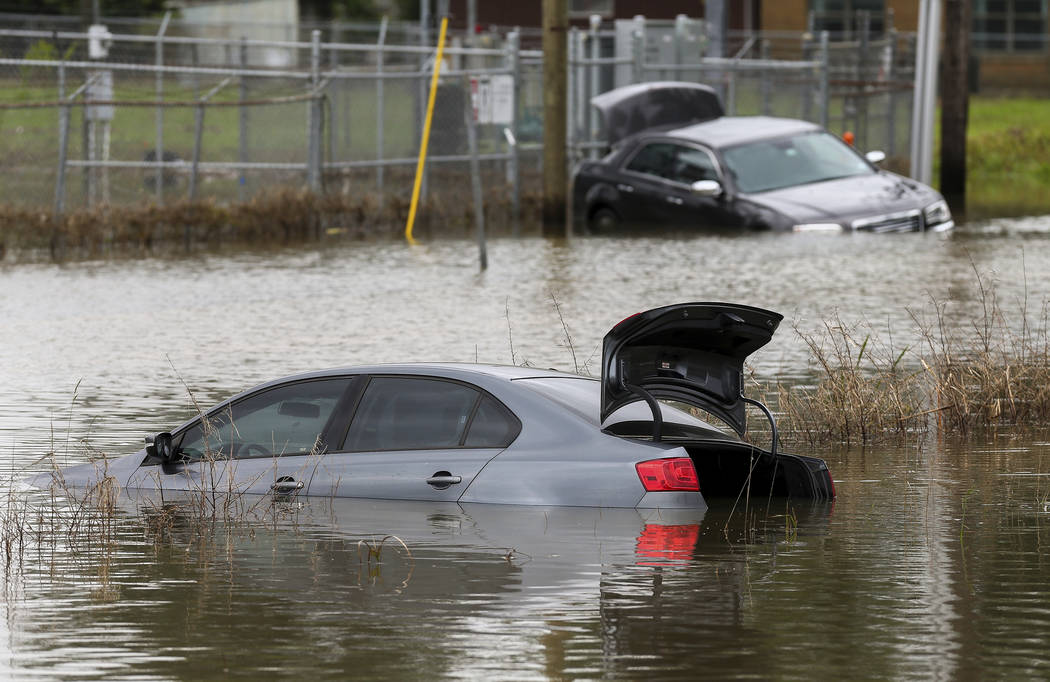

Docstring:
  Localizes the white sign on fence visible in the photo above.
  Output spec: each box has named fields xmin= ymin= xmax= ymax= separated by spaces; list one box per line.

xmin=470 ymin=75 xmax=514 ymax=125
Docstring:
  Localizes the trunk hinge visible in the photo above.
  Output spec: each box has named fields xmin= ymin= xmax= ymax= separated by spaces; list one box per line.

xmin=741 ymin=396 xmax=778 ymax=457
xmin=620 ymin=360 xmax=662 ymax=442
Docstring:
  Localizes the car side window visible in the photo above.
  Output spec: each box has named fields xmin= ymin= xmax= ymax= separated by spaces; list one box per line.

xmin=343 ymin=377 xmax=480 ymax=452
xmin=626 ymin=142 xmax=719 ymax=185
xmin=625 ymin=142 xmax=677 ymax=179
xmin=176 ymin=378 xmax=352 ymax=461
xmin=668 ymin=146 xmax=719 ymax=184
xmin=463 ymin=396 xmax=521 ymax=448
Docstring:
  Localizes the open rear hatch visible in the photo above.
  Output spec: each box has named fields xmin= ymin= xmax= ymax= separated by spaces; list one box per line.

xmin=601 ymin=302 xmax=834 ymax=501
xmin=591 ymin=81 xmax=724 ymax=146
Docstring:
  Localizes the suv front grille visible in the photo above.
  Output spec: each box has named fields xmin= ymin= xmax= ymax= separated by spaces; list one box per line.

xmin=851 ymin=210 xmax=922 ymax=233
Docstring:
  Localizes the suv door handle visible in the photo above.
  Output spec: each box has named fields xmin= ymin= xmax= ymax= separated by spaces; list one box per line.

xmin=616 ymin=183 xmax=634 ymax=193
xmin=665 ymin=196 xmax=684 ymax=205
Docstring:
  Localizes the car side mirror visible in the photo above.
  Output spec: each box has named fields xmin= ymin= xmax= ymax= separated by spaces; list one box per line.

xmin=865 ymin=150 xmax=887 ymax=165
xmin=690 ymin=180 xmax=723 ymax=198
xmin=145 ymin=432 xmax=174 ymax=462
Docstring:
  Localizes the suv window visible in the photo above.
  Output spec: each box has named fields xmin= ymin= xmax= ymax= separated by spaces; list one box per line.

xmin=625 ymin=142 xmax=676 ymax=179
xmin=343 ymin=377 xmax=480 ymax=451
xmin=626 ymin=142 xmax=719 ymax=185
xmin=176 ymin=378 xmax=352 ymax=460
xmin=669 ymin=146 xmax=719 ymax=184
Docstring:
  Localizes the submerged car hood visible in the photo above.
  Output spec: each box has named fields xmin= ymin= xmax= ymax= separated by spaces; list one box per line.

xmin=745 ymin=171 xmax=940 ymax=227
xmin=601 ymin=303 xmax=782 ymax=436
xmin=591 ymin=82 xmax=724 ymax=146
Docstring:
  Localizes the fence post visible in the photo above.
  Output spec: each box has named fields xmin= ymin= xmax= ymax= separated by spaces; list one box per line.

xmin=764 ymin=38 xmax=772 ymax=114
xmin=308 ymin=29 xmax=322 ymax=192
xmin=328 ymin=43 xmax=338 ymax=170
xmin=239 ymin=36 xmax=248 ymax=201
xmin=54 ymin=61 xmax=69 ymax=215
xmin=155 ymin=11 xmax=170 ymax=204
xmin=463 ymin=78 xmax=486 ymax=271
xmin=568 ymin=26 xmax=578 ymax=163
xmin=819 ymin=30 xmax=830 ymax=129
xmin=631 ymin=16 xmax=645 ymax=83
xmin=376 ymin=16 xmax=388 ymax=194
xmin=858 ymin=10 xmax=870 ymax=149
xmin=887 ymin=27 xmax=897 ymax=158
xmin=801 ymin=33 xmax=813 ymax=122
xmin=189 ymin=103 xmax=204 ymax=202
xmin=727 ymin=66 xmax=737 ymax=115
xmin=588 ymin=14 xmax=601 ymax=159
xmin=507 ymin=27 xmax=521 ymax=230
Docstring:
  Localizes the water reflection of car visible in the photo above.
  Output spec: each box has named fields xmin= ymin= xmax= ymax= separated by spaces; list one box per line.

xmin=573 ymin=82 xmax=954 ymax=234
xmin=36 ymin=303 xmax=834 ymax=508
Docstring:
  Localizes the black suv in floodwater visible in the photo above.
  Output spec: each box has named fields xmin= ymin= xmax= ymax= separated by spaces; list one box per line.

xmin=572 ymin=82 xmax=954 ymax=235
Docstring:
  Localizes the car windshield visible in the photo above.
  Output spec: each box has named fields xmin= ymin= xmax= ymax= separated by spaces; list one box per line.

xmin=721 ymin=130 xmax=873 ymax=193
xmin=515 ymin=376 xmax=735 ymax=440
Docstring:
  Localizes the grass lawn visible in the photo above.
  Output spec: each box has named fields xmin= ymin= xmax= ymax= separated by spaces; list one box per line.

xmin=937 ymin=95 xmax=1050 ymax=219
xmin=2 ymin=75 xmax=1048 ymax=220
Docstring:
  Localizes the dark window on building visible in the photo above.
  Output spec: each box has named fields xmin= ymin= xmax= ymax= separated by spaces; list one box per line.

xmin=974 ymin=0 xmax=1047 ymax=52
xmin=810 ymin=0 xmax=886 ymax=37
xmin=569 ymin=0 xmax=614 ymax=19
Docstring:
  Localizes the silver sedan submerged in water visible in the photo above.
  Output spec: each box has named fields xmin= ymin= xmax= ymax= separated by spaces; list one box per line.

xmin=34 ymin=303 xmax=835 ymax=509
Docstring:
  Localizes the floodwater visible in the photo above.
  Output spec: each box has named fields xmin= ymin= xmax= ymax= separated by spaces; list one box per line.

xmin=2 ymin=219 xmax=1050 ymax=679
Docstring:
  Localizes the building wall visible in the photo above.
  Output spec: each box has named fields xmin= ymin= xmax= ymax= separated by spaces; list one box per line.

xmin=887 ymin=0 xmax=918 ymax=31
xmin=447 ymin=1 xmax=704 ymax=31
xmin=760 ymin=1 xmax=807 ymax=33
xmin=979 ymin=54 xmax=1050 ymax=91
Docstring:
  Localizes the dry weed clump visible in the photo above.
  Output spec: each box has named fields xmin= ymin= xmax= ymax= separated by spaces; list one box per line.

xmin=776 ymin=317 xmax=925 ymax=447
xmin=777 ymin=262 xmax=1050 ymax=446
xmin=909 ymin=268 xmax=1050 ymax=435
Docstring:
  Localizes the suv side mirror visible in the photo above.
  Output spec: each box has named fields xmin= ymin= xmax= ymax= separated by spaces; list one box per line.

xmin=865 ymin=150 xmax=887 ymax=165
xmin=145 ymin=432 xmax=174 ymax=462
xmin=690 ymin=180 xmax=723 ymax=198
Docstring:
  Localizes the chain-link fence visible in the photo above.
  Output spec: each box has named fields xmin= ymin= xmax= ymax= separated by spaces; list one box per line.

xmin=0 ymin=23 xmax=539 ymax=223
xmin=0 ymin=14 xmax=922 ymax=226
xmin=567 ymin=17 xmax=915 ymax=173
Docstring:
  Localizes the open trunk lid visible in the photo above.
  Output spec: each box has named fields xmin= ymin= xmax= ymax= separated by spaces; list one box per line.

xmin=591 ymin=81 xmax=724 ymax=146
xmin=600 ymin=302 xmax=782 ymax=436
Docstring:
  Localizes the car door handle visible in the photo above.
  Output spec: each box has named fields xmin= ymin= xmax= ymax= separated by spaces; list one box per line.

xmin=616 ymin=183 xmax=634 ymax=193
xmin=270 ymin=478 xmax=304 ymax=495
xmin=665 ymin=196 xmax=684 ymax=205
xmin=426 ymin=474 xmax=463 ymax=486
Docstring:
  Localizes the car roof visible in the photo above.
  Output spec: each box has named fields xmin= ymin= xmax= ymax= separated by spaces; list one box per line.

xmin=266 ymin=362 xmax=583 ymax=385
xmin=658 ymin=115 xmax=822 ymax=150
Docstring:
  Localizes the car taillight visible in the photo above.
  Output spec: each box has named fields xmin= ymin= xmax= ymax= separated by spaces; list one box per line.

xmin=636 ymin=457 xmax=699 ymax=492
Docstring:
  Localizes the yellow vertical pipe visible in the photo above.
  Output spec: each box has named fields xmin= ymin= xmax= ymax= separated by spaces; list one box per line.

xmin=405 ymin=16 xmax=449 ymax=245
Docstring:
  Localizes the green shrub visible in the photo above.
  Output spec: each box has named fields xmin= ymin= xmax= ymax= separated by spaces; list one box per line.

xmin=20 ymin=40 xmax=76 ymax=84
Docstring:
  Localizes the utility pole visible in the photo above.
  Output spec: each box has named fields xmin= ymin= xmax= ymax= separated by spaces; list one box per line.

xmin=910 ymin=0 xmax=940 ymax=186
xmin=542 ymin=0 xmax=568 ymax=236
xmin=940 ymin=0 xmax=971 ymax=213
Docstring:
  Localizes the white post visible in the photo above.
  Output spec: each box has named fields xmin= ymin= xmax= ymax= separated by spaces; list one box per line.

xmin=588 ymin=14 xmax=601 ymax=159
xmin=910 ymin=0 xmax=940 ymax=184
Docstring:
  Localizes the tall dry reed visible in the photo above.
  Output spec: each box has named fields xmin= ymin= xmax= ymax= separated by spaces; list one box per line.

xmin=776 ymin=260 xmax=1050 ymax=446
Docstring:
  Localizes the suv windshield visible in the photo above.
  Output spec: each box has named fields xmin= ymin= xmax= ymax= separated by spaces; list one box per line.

xmin=722 ymin=130 xmax=873 ymax=193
